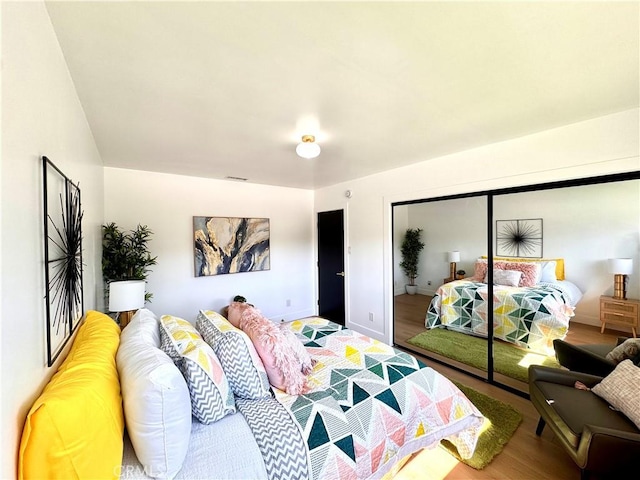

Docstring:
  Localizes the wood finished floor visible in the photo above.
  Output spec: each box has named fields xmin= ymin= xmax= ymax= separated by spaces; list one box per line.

xmin=392 ymin=293 xmax=622 ymax=480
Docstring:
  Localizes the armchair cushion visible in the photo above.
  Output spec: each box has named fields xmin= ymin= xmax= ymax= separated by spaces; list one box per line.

xmin=532 ymin=373 xmax=636 ymax=448
xmin=592 ymin=360 xmax=640 ymax=429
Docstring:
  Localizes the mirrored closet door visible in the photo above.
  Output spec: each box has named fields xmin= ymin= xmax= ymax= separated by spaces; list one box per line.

xmin=393 ymin=173 xmax=640 ymax=395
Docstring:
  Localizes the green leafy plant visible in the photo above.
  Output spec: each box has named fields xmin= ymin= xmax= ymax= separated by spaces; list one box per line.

xmin=102 ymin=222 xmax=157 ymax=302
xmin=400 ymin=228 xmax=425 ymax=286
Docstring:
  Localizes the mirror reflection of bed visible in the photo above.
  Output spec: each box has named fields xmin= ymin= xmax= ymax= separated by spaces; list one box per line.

xmin=394 ymin=289 xmax=620 ymax=394
xmin=392 ymin=177 xmax=639 ymax=395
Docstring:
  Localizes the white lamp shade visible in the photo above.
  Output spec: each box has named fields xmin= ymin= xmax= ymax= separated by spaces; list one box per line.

xmin=448 ymin=251 xmax=461 ymax=263
xmin=608 ymin=258 xmax=633 ymax=275
xmin=109 ymin=280 xmax=145 ymax=312
xmin=296 ymin=140 xmax=321 ymax=159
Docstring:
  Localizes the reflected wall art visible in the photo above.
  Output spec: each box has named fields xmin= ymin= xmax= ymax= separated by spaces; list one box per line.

xmin=193 ymin=216 xmax=270 ymax=277
xmin=496 ymin=218 xmax=543 ymax=258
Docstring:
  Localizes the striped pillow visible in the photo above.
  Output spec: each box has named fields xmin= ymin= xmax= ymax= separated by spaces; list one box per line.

xmin=159 ymin=315 xmax=235 ymax=424
xmin=196 ymin=310 xmax=271 ymax=400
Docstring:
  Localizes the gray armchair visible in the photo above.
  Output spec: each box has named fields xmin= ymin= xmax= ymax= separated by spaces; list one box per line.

xmin=552 ymin=338 xmax=629 ymax=377
xmin=529 ymin=365 xmax=640 ymax=480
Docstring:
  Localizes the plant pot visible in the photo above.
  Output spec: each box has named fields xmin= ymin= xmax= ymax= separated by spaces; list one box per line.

xmin=406 ymin=285 xmax=418 ymax=295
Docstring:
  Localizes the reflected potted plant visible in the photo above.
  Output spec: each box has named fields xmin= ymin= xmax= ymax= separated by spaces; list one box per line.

xmin=400 ymin=228 xmax=425 ymax=295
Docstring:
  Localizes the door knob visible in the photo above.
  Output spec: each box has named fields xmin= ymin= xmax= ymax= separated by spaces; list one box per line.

xmin=336 ymin=271 xmax=345 ymax=277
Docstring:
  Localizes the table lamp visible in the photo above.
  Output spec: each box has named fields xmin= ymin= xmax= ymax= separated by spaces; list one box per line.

xmin=448 ymin=251 xmax=460 ymax=281
xmin=109 ymin=280 xmax=145 ymax=328
xmin=608 ymin=258 xmax=633 ymax=300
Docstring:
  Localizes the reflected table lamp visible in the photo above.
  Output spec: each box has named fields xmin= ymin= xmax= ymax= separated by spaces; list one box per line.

xmin=608 ymin=258 xmax=633 ymax=300
xmin=448 ymin=251 xmax=460 ymax=280
xmin=109 ymin=280 xmax=145 ymax=328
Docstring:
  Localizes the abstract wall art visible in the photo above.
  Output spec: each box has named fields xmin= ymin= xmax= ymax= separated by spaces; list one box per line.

xmin=43 ymin=156 xmax=84 ymax=366
xmin=193 ymin=216 xmax=270 ymax=277
xmin=496 ymin=218 xmax=543 ymax=258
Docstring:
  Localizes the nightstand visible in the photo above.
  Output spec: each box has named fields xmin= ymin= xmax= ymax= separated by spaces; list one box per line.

xmin=600 ymin=295 xmax=639 ymax=337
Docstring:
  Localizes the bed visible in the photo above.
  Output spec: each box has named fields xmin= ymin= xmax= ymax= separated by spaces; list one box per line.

xmin=19 ymin=309 xmax=484 ymax=480
xmin=425 ymin=258 xmax=583 ymax=354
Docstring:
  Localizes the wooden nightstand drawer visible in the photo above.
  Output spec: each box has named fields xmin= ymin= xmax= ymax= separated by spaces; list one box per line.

xmin=601 ymin=311 xmax=637 ymax=326
xmin=600 ymin=296 xmax=639 ymax=337
xmin=601 ymin=298 xmax=639 ymax=315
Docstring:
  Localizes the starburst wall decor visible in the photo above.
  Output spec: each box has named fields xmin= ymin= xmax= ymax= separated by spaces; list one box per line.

xmin=496 ymin=218 xmax=543 ymax=258
xmin=43 ymin=156 xmax=84 ymax=366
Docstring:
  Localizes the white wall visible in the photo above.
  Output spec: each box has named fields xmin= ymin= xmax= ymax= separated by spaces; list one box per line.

xmin=405 ymin=197 xmax=487 ymax=295
xmin=315 ymin=109 xmax=640 ymax=345
xmin=104 ymin=168 xmax=315 ymax=323
xmin=392 ymin=206 xmax=409 ymax=295
xmin=1 ymin=3 xmax=104 ymax=478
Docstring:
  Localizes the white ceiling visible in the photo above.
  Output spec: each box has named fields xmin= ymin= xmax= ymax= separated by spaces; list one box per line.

xmin=45 ymin=1 xmax=639 ymax=189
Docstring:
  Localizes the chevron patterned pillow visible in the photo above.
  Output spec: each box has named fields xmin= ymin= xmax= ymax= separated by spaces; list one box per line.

xmin=160 ymin=315 xmax=236 ymax=424
xmin=196 ymin=310 xmax=272 ymax=400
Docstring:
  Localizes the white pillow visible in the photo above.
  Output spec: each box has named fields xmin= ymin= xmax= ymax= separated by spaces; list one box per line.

xmin=538 ymin=261 xmax=557 ymax=283
xmin=117 ymin=309 xmax=192 ymax=479
xmin=485 ymin=269 xmax=523 ymax=287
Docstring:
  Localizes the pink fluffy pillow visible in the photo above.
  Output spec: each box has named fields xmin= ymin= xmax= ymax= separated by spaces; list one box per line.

xmin=237 ymin=306 xmax=309 ymax=395
xmin=279 ymin=325 xmax=314 ymax=375
xmin=471 ymin=260 xmax=488 ymax=282
xmin=226 ymin=301 xmax=253 ymax=328
xmin=471 ymin=259 xmax=540 ymax=287
xmin=503 ymin=261 xmax=540 ymax=287
xmin=472 ymin=260 xmax=508 ymax=281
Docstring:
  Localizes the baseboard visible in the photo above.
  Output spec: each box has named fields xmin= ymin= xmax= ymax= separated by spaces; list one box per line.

xmin=347 ymin=321 xmax=383 ymax=341
xmin=270 ymin=308 xmax=316 ymax=323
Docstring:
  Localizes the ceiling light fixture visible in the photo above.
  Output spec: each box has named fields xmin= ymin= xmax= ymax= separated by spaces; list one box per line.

xmin=296 ymin=135 xmax=321 ymax=159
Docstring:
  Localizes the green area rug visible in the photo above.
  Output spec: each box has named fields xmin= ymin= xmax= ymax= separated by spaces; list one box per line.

xmin=442 ymin=382 xmax=523 ymax=469
xmin=407 ymin=328 xmax=560 ymax=383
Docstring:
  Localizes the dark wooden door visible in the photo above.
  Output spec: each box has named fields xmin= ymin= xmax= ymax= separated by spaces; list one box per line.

xmin=317 ymin=210 xmax=345 ymax=325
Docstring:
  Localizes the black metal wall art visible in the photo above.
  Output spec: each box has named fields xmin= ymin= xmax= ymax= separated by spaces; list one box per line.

xmin=43 ymin=156 xmax=84 ymax=366
xmin=496 ymin=218 xmax=543 ymax=258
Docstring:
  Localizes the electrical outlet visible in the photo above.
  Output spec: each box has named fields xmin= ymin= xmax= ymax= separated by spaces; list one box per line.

xmin=427 ymin=280 xmax=432 ymax=286
xmin=369 ymin=312 xmax=374 ymax=322
xmin=286 ymin=299 xmax=291 ymax=307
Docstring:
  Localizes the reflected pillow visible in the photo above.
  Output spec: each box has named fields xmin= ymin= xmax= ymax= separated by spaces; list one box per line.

xmin=503 ymin=261 xmax=540 ymax=287
xmin=538 ymin=261 xmax=558 ymax=283
xmin=472 ymin=259 xmax=490 ymax=282
xmin=485 ymin=269 xmax=522 ymax=287
xmin=606 ymin=338 xmax=640 ymax=365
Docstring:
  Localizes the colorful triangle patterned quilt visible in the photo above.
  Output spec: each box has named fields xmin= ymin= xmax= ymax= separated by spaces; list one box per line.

xmin=426 ymin=279 xmax=575 ymax=353
xmin=266 ymin=318 xmax=484 ymax=480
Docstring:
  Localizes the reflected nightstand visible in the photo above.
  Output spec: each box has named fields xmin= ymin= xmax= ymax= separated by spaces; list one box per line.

xmin=600 ymin=295 xmax=639 ymax=337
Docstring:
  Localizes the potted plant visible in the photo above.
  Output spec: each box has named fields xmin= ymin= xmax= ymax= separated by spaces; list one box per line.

xmin=102 ymin=223 xmax=157 ymax=303
xmin=400 ymin=228 xmax=425 ymax=295
xmin=456 ymin=269 xmax=466 ymax=280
